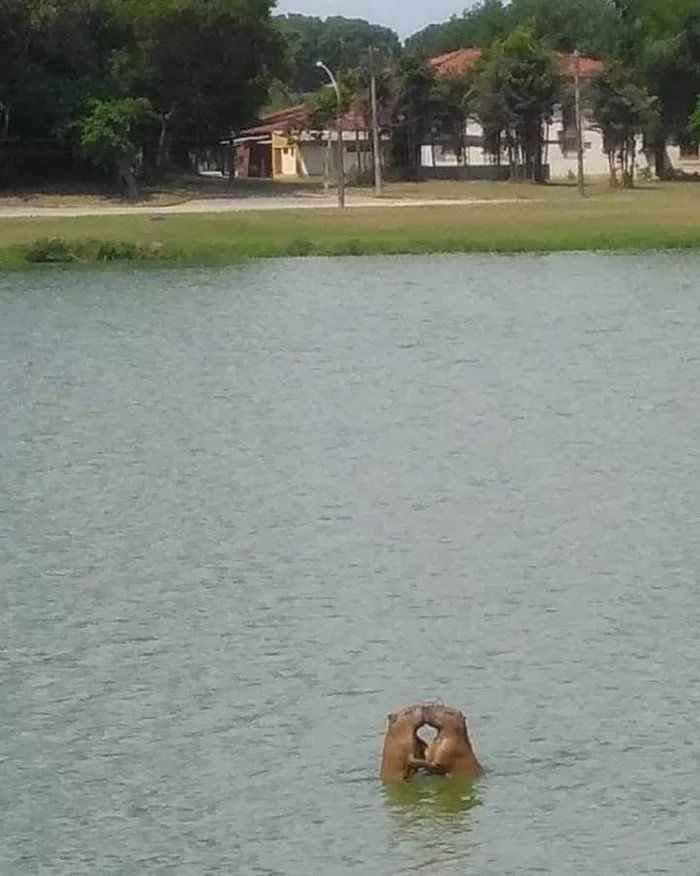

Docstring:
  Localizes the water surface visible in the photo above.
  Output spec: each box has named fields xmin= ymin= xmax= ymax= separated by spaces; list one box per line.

xmin=3 ymin=254 xmax=700 ymax=874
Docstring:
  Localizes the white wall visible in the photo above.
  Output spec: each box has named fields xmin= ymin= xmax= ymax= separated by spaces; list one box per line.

xmin=420 ymin=108 xmax=691 ymax=179
xmin=299 ymin=142 xmax=327 ymax=176
xmin=281 ymin=147 xmax=297 ymax=176
xmin=299 ymin=140 xmax=366 ymax=177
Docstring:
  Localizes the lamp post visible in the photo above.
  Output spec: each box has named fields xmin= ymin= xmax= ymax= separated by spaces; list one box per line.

xmin=316 ymin=60 xmax=345 ymax=208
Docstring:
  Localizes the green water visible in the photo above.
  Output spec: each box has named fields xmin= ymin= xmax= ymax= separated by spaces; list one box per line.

xmin=3 ymin=254 xmax=700 ymax=874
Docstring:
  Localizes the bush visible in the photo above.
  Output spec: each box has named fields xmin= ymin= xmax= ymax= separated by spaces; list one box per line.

xmin=283 ymin=239 xmax=314 ymax=256
xmin=97 ymin=240 xmax=139 ymax=261
xmin=25 ymin=237 xmax=79 ymax=263
xmin=345 ymin=168 xmax=375 ymax=187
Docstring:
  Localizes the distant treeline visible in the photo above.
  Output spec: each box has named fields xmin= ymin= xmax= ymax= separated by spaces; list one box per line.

xmin=1 ymin=0 xmax=698 ymax=193
xmin=404 ymin=0 xmax=700 ymax=167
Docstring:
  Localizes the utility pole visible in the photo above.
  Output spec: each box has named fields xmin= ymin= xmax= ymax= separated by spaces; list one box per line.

xmin=573 ymin=49 xmax=586 ymax=197
xmin=369 ymin=47 xmax=383 ymax=196
xmin=316 ymin=60 xmax=345 ymax=208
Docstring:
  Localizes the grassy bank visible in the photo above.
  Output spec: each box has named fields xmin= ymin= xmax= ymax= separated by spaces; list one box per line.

xmin=1 ymin=182 xmax=699 ymax=267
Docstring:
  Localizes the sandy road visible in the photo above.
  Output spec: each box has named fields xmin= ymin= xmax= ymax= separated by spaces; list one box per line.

xmin=0 ymin=194 xmax=525 ymax=219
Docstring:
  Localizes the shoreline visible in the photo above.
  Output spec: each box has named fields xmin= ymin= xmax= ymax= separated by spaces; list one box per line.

xmin=3 ymin=235 xmax=700 ymax=270
xmin=1 ymin=184 xmax=699 ymax=268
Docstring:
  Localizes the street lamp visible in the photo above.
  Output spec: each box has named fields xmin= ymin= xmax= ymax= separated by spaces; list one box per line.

xmin=316 ymin=60 xmax=345 ymax=208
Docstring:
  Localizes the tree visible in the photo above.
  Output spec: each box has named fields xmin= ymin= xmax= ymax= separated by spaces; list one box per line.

xmin=116 ymin=0 xmax=288 ymax=171
xmin=276 ymin=14 xmax=400 ymax=95
xmin=588 ymin=62 xmax=658 ymax=186
xmin=432 ymin=72 xmax=474 ymax=164
xmin=472 ymin=26 xmax=562 ymax=181
xmin=390 ymin=54 xmax=439 ymax=174
xmin=640 ymin=4 xmax=700 ymax=175
xmin=406 ymin=1 xmax=511 ymax=56
xmin=689 ymin=95 xmax=700 ymax=141
xmin=508 ymin=0 xmax=622 ymax=56
xmin=406 ymin=0 xmax=621 ymax=59
xmin=78 ymin=97 xmax=153 ymax=198
xmin=471 ymin=57 xmax=513 ymax=167
xmin=0 ymin=0 xmax=124 ymax=183
xmin=301 ymin=72 xmax=357 ymax=189
xmin=0 ymin=0 xmax=284 ymax=186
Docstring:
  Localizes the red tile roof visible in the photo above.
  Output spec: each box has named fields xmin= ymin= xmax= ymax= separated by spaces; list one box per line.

xmin=429 ymin=48 xmax=483 ymax=77
xmin=557 ymin=53 xmax=603 ymax=79
xmin=429 ymin=47 xmax=603 ymax=79
xmin=238 ymin=104 xmax=309 ymax=137
xmin=237 ymin=100 xmax=393 ymax=138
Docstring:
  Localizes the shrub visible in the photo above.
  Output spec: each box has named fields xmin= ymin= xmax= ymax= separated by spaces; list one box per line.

xmin=25 ymin=238 xmax=79 ymax=263
xmin=283 ymin=239 xmax=314 ymax=256
xmin=97 ymin=240 xmax=138 ymax=261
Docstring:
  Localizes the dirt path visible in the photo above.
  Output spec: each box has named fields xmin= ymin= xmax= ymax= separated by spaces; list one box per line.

xmin=0 ymin=194 xmax=525 ymax=219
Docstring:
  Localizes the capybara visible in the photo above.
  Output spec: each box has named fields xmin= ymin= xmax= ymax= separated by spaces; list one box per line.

xmin=379 ymin=704 xmax=438 ymax=781
xmin=422 ymin=704 xmax=484 ymax=779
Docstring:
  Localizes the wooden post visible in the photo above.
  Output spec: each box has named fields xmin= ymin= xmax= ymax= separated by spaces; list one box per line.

xmin=337 ymin=107 xmax=345 ymax=208
xmin=369 ymin=47 xmax=383 ymax=196
xmin=574 ymin=49 xmax=586 ymax=197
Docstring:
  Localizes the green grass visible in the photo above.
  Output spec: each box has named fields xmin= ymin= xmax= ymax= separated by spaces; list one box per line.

xmin=1 ymin=181 xmax=699 ymax=268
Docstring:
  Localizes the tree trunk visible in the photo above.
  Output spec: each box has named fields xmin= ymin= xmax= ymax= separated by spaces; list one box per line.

xmin=156 ymin=109 xmax=175 ymax=171
xmin=627 ymin=143 xmax=636 ymax=189
xmin=324 ymin=133 xmax=332 ymax=192
xmin=0 ymin=102 xmax=9 ymax=142
xmin=171 ymin=142 xmax=191 ymax=171
xmin=117 ymin=158 xmax=139 ymax=200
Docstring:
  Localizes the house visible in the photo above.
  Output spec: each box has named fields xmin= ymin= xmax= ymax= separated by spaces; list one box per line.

xmin=232 ymin=102 xmax=392 ymax=180
xmin=423 ymin=48 xmax=699 ymax=178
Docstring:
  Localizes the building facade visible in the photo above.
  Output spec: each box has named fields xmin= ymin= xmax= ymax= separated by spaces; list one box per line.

xmin=422 ymin=48 xmax=699 ymax=179
xmin=233 ymin=104 xmax=391 ymax=181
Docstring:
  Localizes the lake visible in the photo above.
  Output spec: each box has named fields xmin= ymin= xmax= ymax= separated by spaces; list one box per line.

xmin=3 ymin=253 xmax=700 ymax=874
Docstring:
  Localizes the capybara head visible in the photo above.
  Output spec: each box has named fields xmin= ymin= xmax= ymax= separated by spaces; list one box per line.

xmin=386 ymin=704 xmax=424 ymax=733
xmin=423 ymin=704 xmax=469 ymax=736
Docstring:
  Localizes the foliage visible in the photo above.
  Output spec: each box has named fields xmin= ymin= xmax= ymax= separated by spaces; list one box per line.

xmin=407 ymin=0 xmax=621 ymax=58
xmin=78 ymin=97 xmax=153 ymax=197
xmin=390 ymin=54 xmax=439 ymax=173
xmin=0 ymin=0 xmax=286 ymax=188
xmin=115 ymin=0 xmax=288 ymax=167
xmin=275 ymin=14 xmax=400 ymax=95
xmin=2 ymin=0 xmax=700 ymax=190
xmin=406 ymin=1 xmax=511 ymax=56
xmin=640 ymin=4 xmax=700 ymax=172
xmin=24 ymin=237 xmax=81 ymax=263
xmin=261 ymin=80 xmax=296 ymax=116
xmin=472 ymin=26 xmax=562 ymax=181
xmin=97 ymin=240 xmax=139 ymax=260
xmin=689 ymin=95 xmax=700 ymax=141
xmin=304 ymin=72 xmax=357 ymax=130
xmin=432 ymin=73 xmax=475 ymax=164
xmin=588 ymin=62 xmax=658 ymax=186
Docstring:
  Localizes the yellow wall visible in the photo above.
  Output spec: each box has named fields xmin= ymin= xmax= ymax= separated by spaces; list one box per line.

xmin=271 ymin=132 xmax=299 ymax=178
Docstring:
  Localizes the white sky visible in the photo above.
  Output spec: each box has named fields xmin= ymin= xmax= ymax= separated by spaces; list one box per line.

xmin=273 ymin=0 xmax=469 ymax=40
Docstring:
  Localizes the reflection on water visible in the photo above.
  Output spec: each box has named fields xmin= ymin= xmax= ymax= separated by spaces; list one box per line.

xmin=383 ymin=776 xmax=482 ymax=817
xmin=383 ymin=777 xmax=482 ymax=867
